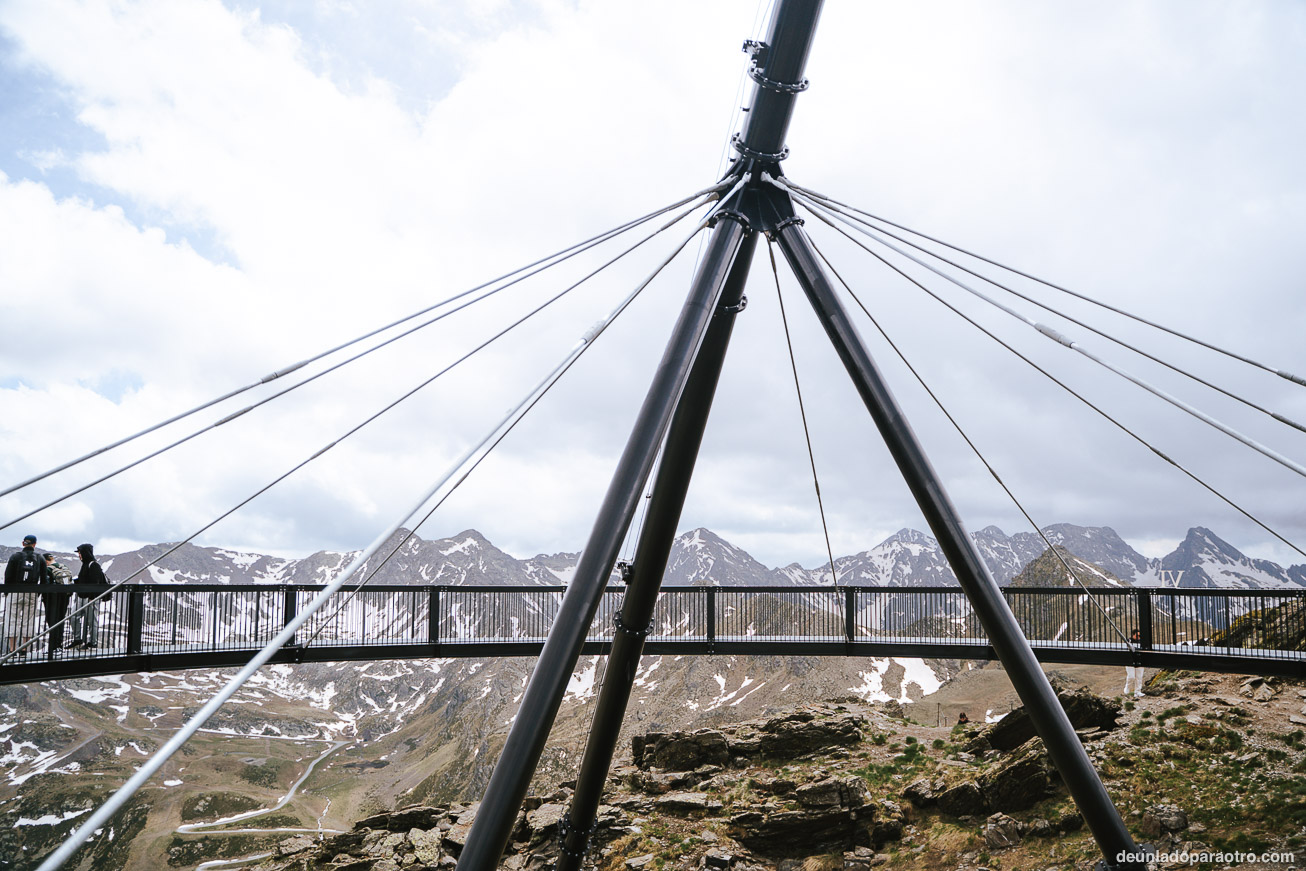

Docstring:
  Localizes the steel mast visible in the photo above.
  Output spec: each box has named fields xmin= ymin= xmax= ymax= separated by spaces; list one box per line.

xmin=458 ymin=1 xmax=1148 ymax=868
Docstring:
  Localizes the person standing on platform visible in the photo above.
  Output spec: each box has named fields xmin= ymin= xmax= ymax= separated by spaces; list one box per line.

xmin=42 ymin=553 xmax=73 ymax=657
xmin=70 ymin=543 xmax=109 ymax=649
xmin=1124 ymin=628 xmax=1145 ymax=698
xmin=4 ymin=535 xmax=47 ymax=658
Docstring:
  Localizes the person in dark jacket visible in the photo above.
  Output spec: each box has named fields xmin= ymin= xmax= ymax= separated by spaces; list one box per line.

xmin=42 ymin=553 xmax=73 ymax=658
xmin=4 ymin=534 xmax=47 ymax=657
xmin=70 ymin=543 xmax=109 ymax=649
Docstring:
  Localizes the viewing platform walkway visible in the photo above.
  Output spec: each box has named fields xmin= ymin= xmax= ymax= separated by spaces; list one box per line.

xmin=2 ymin=582 xmax=1301 ymax=684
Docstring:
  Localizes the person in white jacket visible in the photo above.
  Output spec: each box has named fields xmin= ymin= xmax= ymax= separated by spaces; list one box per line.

xmin=1123 ymin=628 xmax=1145 ymax=698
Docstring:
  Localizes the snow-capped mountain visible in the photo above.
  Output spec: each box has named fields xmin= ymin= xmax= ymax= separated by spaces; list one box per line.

xmin=1157 ymin=527 xmax=1306 ymax=591
xmin=10 ymin=522 xmax=1300 ymax=597
xmin=661 ymin=528 xmax=786 ymax=586
xmin=829 ymin=528 xmax=962 ymax=588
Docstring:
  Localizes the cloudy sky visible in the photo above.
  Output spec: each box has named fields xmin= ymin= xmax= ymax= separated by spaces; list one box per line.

xmin=1 ymin=0 xmax=1303 ymax=571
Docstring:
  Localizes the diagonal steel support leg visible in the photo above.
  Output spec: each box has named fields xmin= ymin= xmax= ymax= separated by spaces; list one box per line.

xmin=454 ymin=214 xmax=750 ymax=871
xmin=555 ymin=230 xmax=758 ymax=871
xmin=771 ymin=212 xmax=1146 ymax=871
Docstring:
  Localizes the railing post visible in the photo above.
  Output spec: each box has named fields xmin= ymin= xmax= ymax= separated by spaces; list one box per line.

xmin=844 ymin=587 xmax=856 ymax=642
xmin=283 ymin=586 xmax=298 ymax=646
xmin=429 ymin=587 xmax=441 ymax=647
xmin=706 ymin=587 xmax=716 ymax=651
xmin=126 ymin=586 xmax=145 ymax=655
xmin=1136 ymin=589 xmax=1153 ymax=650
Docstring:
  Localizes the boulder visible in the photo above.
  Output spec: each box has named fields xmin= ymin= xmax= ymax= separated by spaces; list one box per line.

xmin=356 ymin=806 xmax=447 ymax=832
xmin=937 ymin=781 xmax=988 ymax=818
xmin=1140 ymin=805 xmax=1189 ymax=838
xmin=442 ymin=805 xmax=479 ymax=855
xmin=729 ymin=806 xmax=876 ymax=857
xmin=795 ymin=776 xmax=867 ymax=810
xmin=976 ymin=687 xmax=1119 ymax=753
xmin=982 ymin=813 xmax=1023 ymax=849
xmin=275 ymin=835 xmax=317 ymax=856
xmin=870 ymin=800 xmax=905 ymax=848
xmin=757 ymin=711 xmax=865 ymax=758
xmin=411 ymin=828 xmax=443 ymax=864
xmin=902 ymin=777 xmax=939 ymax=808
xmin=703 ymin=849 xmax=735 ymax=869
xmin=655 ymin=792 xmax=714 ymax=814
xmin=728 ymin=779 xmax=877 ymax=857
xmin=978 ymin=739 xmax=1051 ymax=812
xmin=634 ymin=729 xmax=731 ymax=771
xmin=524 ymin=802 xmax=566 ymax=843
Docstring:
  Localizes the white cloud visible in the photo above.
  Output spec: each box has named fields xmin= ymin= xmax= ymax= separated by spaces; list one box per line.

xmin=1 ymin=0 xmax=1304 ymax=569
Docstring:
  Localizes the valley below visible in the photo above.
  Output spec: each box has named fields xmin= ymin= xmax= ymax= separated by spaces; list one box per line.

xmin=1 ymin=522 xmax=1302 ymax=869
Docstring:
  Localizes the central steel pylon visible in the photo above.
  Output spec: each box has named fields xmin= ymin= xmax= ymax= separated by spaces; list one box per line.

xmin=455 ymin=3 xmax=1148 ymax=869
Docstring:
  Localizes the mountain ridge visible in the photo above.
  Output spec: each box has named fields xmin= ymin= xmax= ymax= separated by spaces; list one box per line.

xmin=13 ymin=522 xmax=1296 ymax=594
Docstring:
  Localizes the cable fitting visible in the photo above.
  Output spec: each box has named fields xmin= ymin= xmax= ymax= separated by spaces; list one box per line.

xmin=730 ymin=133 xmax=789 ymax=163
xmin=1279 ymin=369 xmax=1306 ymax=387
xmin=1272 ymin=412 xmax=1306 ymax=434
xmin=613 ymin=612 xmax=654 ymax=638
xmin=747 ymin=64 xmax=809 ymax=95
xmin=741 ymin=39 xmax=767 ymax=64
xmin=722 ymin=295 xmax=748 ymax=314
xmin=1035 ymin=323 xmax=1074 ymax=348
xmin=616 ymin=560 xmax=633 ymax=585
xmin=774 ymin=216 xmax=804 ymax=232
xmin=261 ymin=360 xmax=308 ymax=382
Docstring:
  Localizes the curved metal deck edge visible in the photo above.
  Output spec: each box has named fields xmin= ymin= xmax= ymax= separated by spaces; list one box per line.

xmin=4 ymin=639 xmax=1300 ymax=686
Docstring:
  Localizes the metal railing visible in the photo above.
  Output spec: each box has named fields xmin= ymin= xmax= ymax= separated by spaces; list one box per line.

xmin=2 ymin=583 xmax=1302 ymax=667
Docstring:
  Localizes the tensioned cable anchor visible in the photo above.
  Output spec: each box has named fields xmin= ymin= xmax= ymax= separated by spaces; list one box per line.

xmin=770 ymin=215 xmax=805 ymax=237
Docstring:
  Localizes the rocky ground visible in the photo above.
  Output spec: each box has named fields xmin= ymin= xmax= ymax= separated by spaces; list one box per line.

xmin=243 ymin=669 xmax=1306 ymax=871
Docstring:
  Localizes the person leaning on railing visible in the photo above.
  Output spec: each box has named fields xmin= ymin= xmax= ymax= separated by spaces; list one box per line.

xmin=4 ymin=534 xmax=47 ymax=658
xmin=69 ymin=543 xmax=109 ymax=649
xmin=42 ymin=553 xmax=73 ymax=657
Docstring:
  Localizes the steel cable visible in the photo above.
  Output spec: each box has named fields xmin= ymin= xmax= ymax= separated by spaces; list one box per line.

xmin=280 ymin=192 xmax=739 ymax=650
xmin=804 ymin=234 xmax=1132 ymax=648
xmin=784 ymin=180 xmax=1306 ymax=388
xmin=1 ymin=191 xmax=720 ymax=666
xmin=0 ymin=190 xmax=725 ymax=535
xmin=785 ymin=185 xmax=1306 ymax=482
xmin=781 ymin=184 xmax=1306 ymax=434
xmin=788 ymin=190 xmax=1306 ymax=562
xmin=766 ymin=239 xmax=840 ymax=587
xmin=2 ymin=183 xmax=731 ymax=502
xmin=34 ymin=184 xmax=733 ymax=871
